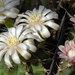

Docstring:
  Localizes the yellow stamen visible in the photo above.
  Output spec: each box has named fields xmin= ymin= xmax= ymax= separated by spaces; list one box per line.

xmin=28 ymin=12 xmax=41 ymax=22
xmin=0 ymin=1 xmax=4 ymax=7
xmin=6 ymin=36 xmax=18 ymax=45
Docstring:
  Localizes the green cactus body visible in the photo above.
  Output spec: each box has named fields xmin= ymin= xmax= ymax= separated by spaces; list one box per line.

xmin=56 ymin=59 xmax=75 ymax=75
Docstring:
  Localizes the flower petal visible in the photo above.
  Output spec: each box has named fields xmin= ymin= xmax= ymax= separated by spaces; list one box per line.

xmin=25 ymin=11 xmax=31 ymax=16
xmin=58 ymin=52 xmax=68 ymax=59
xmin=19 ymin=29 xmax=33 ymax=40
xmin=0 ymin=49 xmax=6 ymax=61
xmin=0 ymin=44 xmax=6 ymax=50
xmin=31 ymin=27 xmax=43 ymax=42
xmin=5 ymin=0 xmax=20 ymax=9
xmin=8 ymin=27 xmax=15 ymax=36
xmin=4 ymin=52 xmax=12 ymax=68
xmin=0 ymin=37 xmax=6 ymax=43
xmin=70 ymin=17 xmax=75 ymax=23
xmin=3 ymin=8 xmax=19 ymax=18
xmin=7 ymin=49 xmax=13 ymax=55
xmin=18 ymin=43 xmax=28 ymax=50
xmin=16 ymin=18 xmax=28 ymax=24
xmin=24 ymin=40 xmax=37 ymax=52
xmin=0 ymin=15 xmax=6 ymax=20
xmin=17 ymin=49 xmax=31 ymax=60
xmin=0 ymin=34 xmax=8 ymax=39
xmin=27 ymin=44 xmax=37 ymax=52
xmin=40 ymin=16 xmax=47 ymax=22
xmin=42 ymin=8 xmax=51 ymax=16
xmin=26 ymin=34 xmax=39 ymax=40
xmin=18 ymin=14 xmax=29 ymax=19
xmin=33 ymin=8 xmax=37 ymax=12
xmin=40 ymin=25 xmax=50 ymax=38
xmin=45 ymin=12 xmax=58 ymax=20
xmin=34 ymin=25 xmax=42 ymax=31
xmin=0 ymin=7 xmax=5 ymax=11
xmin=16 ymin=25 xmax=23 ymax=38
xmin=58 ymin=45 xmax=67 ymax=54
xmin=12 ymin=50 xmax=21 ymax=64
xmin=44 ymin=21 xmax=59 ymax=30
xmin=38 ymin=5 xmax=44 ymax=14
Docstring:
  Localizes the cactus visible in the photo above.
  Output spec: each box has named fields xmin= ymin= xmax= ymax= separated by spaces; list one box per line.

xmin=56 ymin=59 xmax=75 ymax=75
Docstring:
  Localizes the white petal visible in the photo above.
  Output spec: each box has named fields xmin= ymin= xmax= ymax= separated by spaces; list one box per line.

xmin=22 ymin=29 xmax=33 ymax=35
xmin=25 ymin=11 xmax=31 ymax=16
xmin=0 ymin=49 xmax=6 ymax=61
xmin=0 ymin=34 xmax=8 ymax=39
xmin=0 ymin=7 xmax=5 ymax=11
xmin=4 ymin=0 xmax=13 ymax=4
xmin=0 ymin=15 xmax=6 ymax=20
xmin=26 ymin=43 xmax=37 ymax=52
xmin=17 ymin=49 xmax=31 ymax=60
xmin=33 ymin=33 xmax=43 ymax=42
xmin=17 ymin=19 xmax=29 ymax=24
xmin=23 ymin=39 xmax=34 ymax=44
xmin=31 ymin=27 xmax=43 ymax=42
xmin=26 ymin=34 xmax=39 ymax=40
xmin=0 ymin=43 xmax=6 ymax=50
xmin=16 ymin=25 xmax=23 ymax=38
xmin=5 ymin=0 xmax=20 ymax=9
xmin=40 ymin=25 xmax=50 ymax=38
xmin=46 ymin=12 xmax=58 ymax=20
xmin=3 ymin=9 xmax=19 ymax=18
xmin=19 ymin=29 xmax=33 ymax=40
xmin=8 ymin=27 xmax=15 ymax=36
xmin=38 ymin=5 xmax=45 ymax=14
xmin=18 ymin=34 xmax=25 ymax=41
xmin=4 ymin=0 xmax=19 ymax=5
xmin=14 ymin=16 xmax=22 ymax=25
xmin=7 ymin=49 xmax=13 ymax=55
xmin=44 ymin=21 xmax=59 ymax=30
xmin=16 ymin=23 xmax=27 ymax=27
xmin=12 ymin=50 xmax=21 ymax=64
xmin=4 ymin=52 xmax=12 ymax=68
xmin=18 ymin=43 xmax=28 ymax=50
xmin=41 ymin=16 xmax=47 ymax=21
xmin=2 ymin=32 xmax=9 ymax=37
xmin=0 ymin=37 xmax=6 ymax=43
xmin=42 ymin=8 xmax=51 ymax=16
xmin=34 ymin=25 xmax=42 ymax=31
xmin=18 ymin=14 xmax=29 ymax=19
xmin=33 ymin=8 xmax=37 ymax=12
xmin=9 ymin=8 xmax=19 ymax=13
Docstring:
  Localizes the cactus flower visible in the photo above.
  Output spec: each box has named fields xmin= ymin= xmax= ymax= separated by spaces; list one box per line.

xmin=0 ymin=0 xmax=20 ymax=24
xmin=14 ymin=5 xmax=59 ymax=42
xmin=70 ymin=15 xmax=75 ymax=26
xmin=58 ymin=40 xmax=75 ymax=65
xmin=0 ymin=25 xmax=37 ymax=68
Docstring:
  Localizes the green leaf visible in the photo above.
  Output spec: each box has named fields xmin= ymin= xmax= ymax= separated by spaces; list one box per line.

xmin=4 ymin=18 xmax=13 ymax=28
xmin=30 ymin=61 xmax=45 ymax=75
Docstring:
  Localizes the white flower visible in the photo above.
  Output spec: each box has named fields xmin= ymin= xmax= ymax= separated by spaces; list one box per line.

xmin=0 ymin=25 xmax=37 ymax=68
xmin=0 ymin=0 xmax=20 ymax=24
xmin=14 ymin=5 xmax=59 ymax=42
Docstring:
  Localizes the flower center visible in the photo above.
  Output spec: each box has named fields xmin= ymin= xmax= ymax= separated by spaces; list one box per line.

xmin=68 ymin=49 xmax=75 ymax=58
xmin=0 ymin=1 xmax=4 ymax=7
xmin=6 ymin=36 xmax=18 ymax=45
xmin=28 ymin=12 xmax=41 ymax=22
